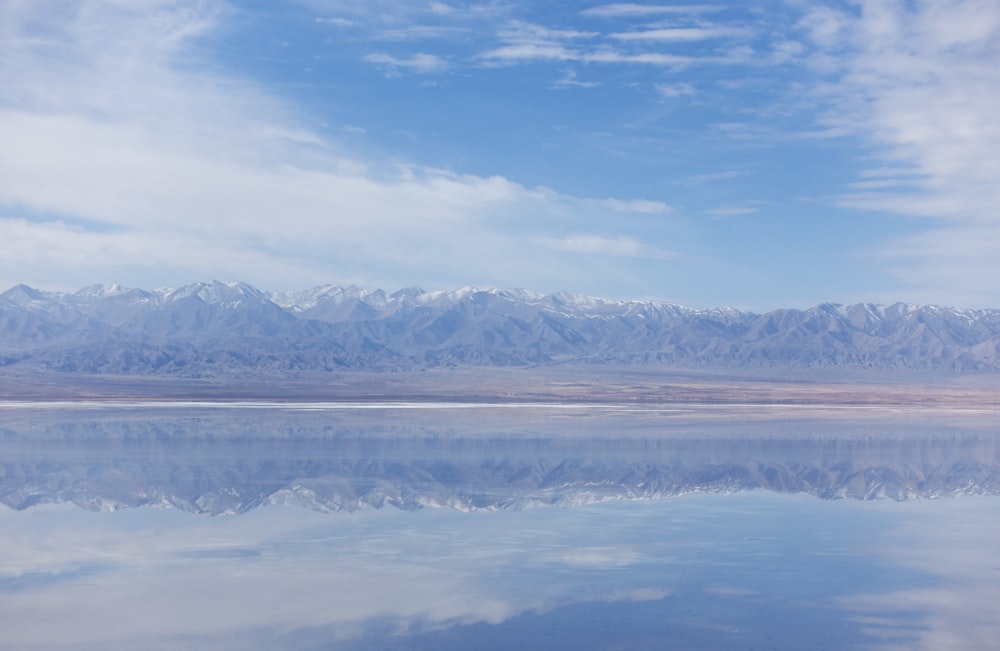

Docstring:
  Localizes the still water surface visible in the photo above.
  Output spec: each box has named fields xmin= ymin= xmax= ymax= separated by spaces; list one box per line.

xmin=1 ymin=403 xmax=999 ymax=650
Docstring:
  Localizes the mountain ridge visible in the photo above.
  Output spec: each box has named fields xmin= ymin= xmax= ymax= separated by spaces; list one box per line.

xmin=3 ymin=280 xmax=1000 ymax=377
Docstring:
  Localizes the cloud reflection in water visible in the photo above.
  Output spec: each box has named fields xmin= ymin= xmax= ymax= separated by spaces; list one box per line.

xmin=0 ymin=405 xmax=998 ymax=649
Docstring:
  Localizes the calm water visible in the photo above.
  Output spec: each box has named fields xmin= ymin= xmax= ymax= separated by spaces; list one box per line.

xmin=2 ymin=403 xmax=999 ymax=650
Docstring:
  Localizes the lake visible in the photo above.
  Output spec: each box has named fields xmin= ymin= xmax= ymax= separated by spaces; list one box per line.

xmin=2 ymin=402 xmax=999 ymax=650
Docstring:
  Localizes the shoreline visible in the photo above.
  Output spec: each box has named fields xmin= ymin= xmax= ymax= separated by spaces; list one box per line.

xmin=3 ymin=366 xmax=999 ymax=408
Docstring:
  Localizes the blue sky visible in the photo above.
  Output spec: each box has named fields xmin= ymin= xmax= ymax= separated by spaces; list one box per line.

xmin=2 ymin=1 xmax=999 ymax=309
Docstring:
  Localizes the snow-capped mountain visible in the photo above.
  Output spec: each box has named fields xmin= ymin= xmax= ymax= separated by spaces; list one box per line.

xmin=3 ymin=280 xmax=1000 ymax=375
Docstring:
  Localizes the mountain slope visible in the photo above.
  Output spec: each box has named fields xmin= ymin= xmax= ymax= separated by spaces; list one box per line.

xmin=3 ymin=281 xmax=1000 ymax=376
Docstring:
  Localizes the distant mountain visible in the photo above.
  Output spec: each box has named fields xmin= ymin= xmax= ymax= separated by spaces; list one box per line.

xmin=3 ymin=280 xmax=1000 ymax=376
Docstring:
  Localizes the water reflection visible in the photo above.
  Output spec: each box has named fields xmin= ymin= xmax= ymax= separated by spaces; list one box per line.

xmin=2 ymin=405 xmax=999 ymax=513
xmin=1 ymin=404 xmax=999 ymax=650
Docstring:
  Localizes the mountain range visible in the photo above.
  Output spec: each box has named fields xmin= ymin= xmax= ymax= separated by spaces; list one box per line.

xmin=3 ymin=280 xmax=1000 ymax=376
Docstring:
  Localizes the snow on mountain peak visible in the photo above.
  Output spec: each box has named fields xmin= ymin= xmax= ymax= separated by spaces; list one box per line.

xmin=166 ymin=281 xmax=268 ymax=306
xmin=74 ymin=283 xmax=133 ymax=299
xmin=6 ymin=280 xmax=1000 ymax=374
xmin=0 ymin=284 xmax=65 ymax=309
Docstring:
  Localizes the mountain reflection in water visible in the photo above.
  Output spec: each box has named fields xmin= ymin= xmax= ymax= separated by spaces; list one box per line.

xmin=1 ymin=404 xmax=998 ymax=513
xmin=2 ymin=404 xmax=1000 ymax=651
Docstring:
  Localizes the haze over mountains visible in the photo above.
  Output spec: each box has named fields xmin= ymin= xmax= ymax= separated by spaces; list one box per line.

xmin=3 ymin=280 xmax=1000 ymax=377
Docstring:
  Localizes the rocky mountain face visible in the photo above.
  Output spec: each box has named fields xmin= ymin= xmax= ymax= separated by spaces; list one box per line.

xmin=3 ymin=280 xmax=1000 ymax=375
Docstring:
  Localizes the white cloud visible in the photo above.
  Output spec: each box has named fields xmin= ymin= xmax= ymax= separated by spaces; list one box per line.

xmin=479 ymin=17 xmax=710 ymax=68
xmin=656 ymin=82 xmax=695 ymax=97
xmin=551 ymin=69 xmax=600 ymax=89
xmin=479 ymin=44 xmax=694 ymax=67
xmin=796 ymin=6 xmax=849 ymax=48
xmin=0 ymin=0 xmax=674 ymax=295
xmin=766 ymin=39 xmax=807 ymax=64
xmin=19 ymin=1 xmax=996 ymax=306
xmin=479 ymin=20 xmax=598 ymax=64
xmin=804 ymin=0 xmax=1000 ymax=305
xmin=583 ymin=49 xmax=694 ymax=67
xmin=479 ymin=42 xmax=577 ymax=63
xmin=610 ymin=27 xmax=743 ymax=42
xmin=429 ymin=2 xmax=454 ymax=15
xmin=315 ymin=16 xmax=354 ymax=27
xmin=364 ymin=51 xmax=449 ymax=73
xmin=497 ymin=20 xmax=598 ymax=42
xmin=582 ymin=4 xmax=722 ymax=18
xmin=535 ymin=234 xmax=675 ymax=259
xmin=594 ymin=198 xmax=672 ymax=214
xmin=672 ymin=170 xmax=750 ymax=185
xmin=370 ymin=25 xmax=470 ymax=40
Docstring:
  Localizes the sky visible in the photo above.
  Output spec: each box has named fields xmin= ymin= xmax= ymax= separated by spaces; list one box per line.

xmin=1 ymin=0 xmax=999 ymax=310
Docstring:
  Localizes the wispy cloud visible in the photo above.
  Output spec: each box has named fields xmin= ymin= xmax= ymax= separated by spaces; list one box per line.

xmin=0 ymin=1 xmax=670 ymax=295
xmin=6 ymin=0 xmax=996 ymax=306
xmin=551 ymin=69 xmax=600 ymax=89
xmin=479 ymin=13 xmax=745 ymax=69
xmin=610 ymin=27 xmax=744 ymax=42
xmin=582 ymin=4 xmax=723 ymax=18
xmin=497 ymin=20 xmax=598 ymax=42
xmin=801 ymin=0 xmax=1000 ymax=305
xmin=364 ymin=52 xmax=449 ymax=73
xmin=479 ymin=19 xmax=599 ymax=64
xmin=535 ymin=234 xmax=675 ymax=259
xmin=371 ymin=25 xmax=471 ymax=41
xmin=583 ymin=50 xmax=693 ymax=67
xmin=480 ymin=45 xmax=693 ymax=67
xmin=315 ymin=17 xmax=354 ymax=27
xmin=479 ymin=43 xmax=577 ymax=63
xmin=593 ymin=198 xmax=672 ymax=214
xmin=656 ymin=82 xmax=695 ymax=98
xmin=672 ymin=170 xmax=750 ymax=185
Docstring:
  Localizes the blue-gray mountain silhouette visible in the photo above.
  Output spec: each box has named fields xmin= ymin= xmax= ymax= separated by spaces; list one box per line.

xmin=3 ymin=281 xmax=1000 ymax=374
